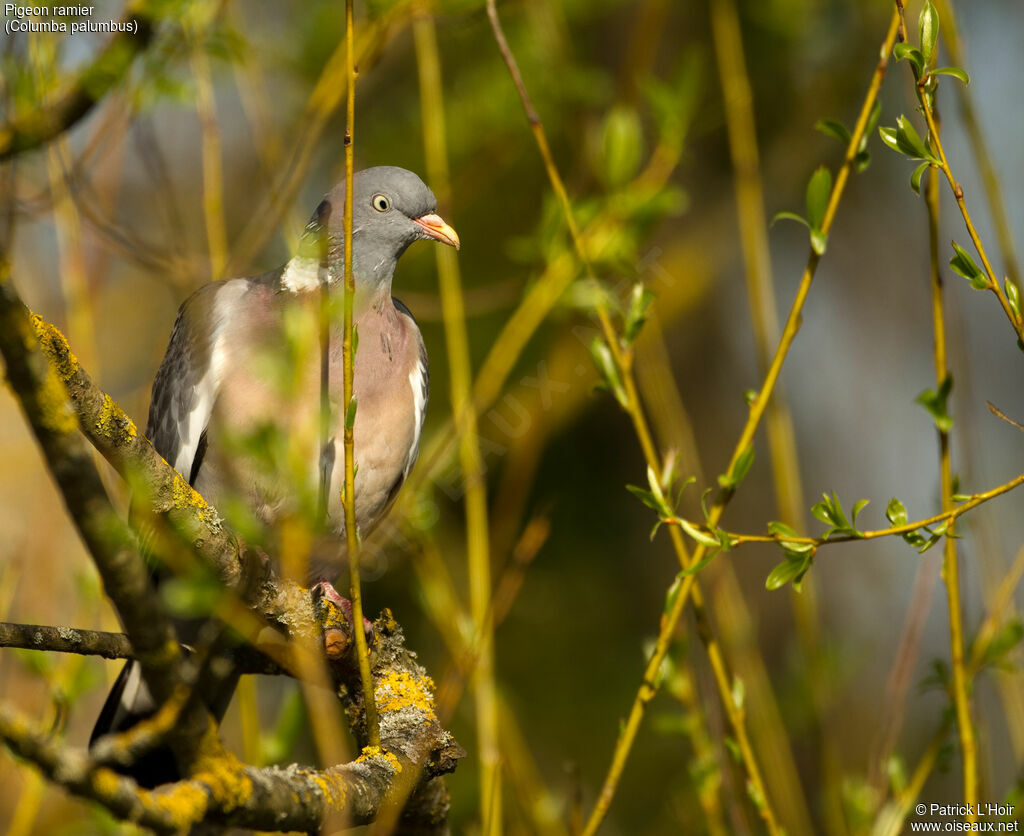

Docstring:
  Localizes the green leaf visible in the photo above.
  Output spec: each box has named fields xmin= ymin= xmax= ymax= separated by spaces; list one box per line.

xmin=345 ymin=396 xmax=358 ymax=431
xmin=886 ymin=497 xmax=908 ymax=527
xmin=916 ymin=373 xmax=954 ymax=432
xmin=886 ymin=497 xmax=933 ymax=550
xmin=894 ymin=43 xmax=925 ymax=77
xmin=589 ymin=337 xmax=628 ymax=408
xmin=814 ymin=118 xmax=851 ymax=143
xmin=896 ymin=115 xmax=936 ymax=161
xmin=810 ymin=229 xmax=828 ymax=256
xmin=624 ymin=283 xmax=655 ymax=343
xmin=768 ymin=520 xmax=799 ymax=538
xmin=879 ymin=117 xmax=939 ymax=163
xmin=1005 ymin=279 xmax=1021 ymax=320
xmin=864 ymin=100 xmax=882 ymax=145
xmin=600 ymin=106 xmax=644 ymax=188
xmin=805 ymin=166 xmax=832 ymax=231
xmin=626 ymin=484 xmax=665 ymax=514
xmin=718 ymin=445 xmax=754 ymax=491
xmin=931 ymin=66 xmax=969 ymax=85
xmin=811 ymin=492 xmax=867 ymax=538
xmin=765 ymin=554 xmax=811 ymax=591
xmin=664 ymin=572 xmax=684 ymax=616
xmin=949 ymin=241 xmax=988 ymax=289
xmin=878 ymin=126 xmax=901 ymax=154
xmin=919 ymin=1 xmax=939 ymax=67
xmin=767 ymin=521 xmax=815 ymax=555
xmin=678 ymin=518 xmax=722 ymax=549
xmin=731 ymin=676 xmax=745 ymax=710
xmin=678 ymin=548 xmax=721 ymax=578
xmin=851 ymin=498 xmax=870 ymax=526
xmin=910 ymin=161 xmax=931 ymax=195
xmin=771 ymin=210 xmax=809 ymax=229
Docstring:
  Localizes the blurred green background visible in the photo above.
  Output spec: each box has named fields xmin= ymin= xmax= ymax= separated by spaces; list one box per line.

xmin=2 ymin=0 xmax=1023 ymax=833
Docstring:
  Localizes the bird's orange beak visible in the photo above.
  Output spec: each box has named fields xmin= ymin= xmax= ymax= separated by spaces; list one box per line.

xmin=413 ymin=213 xmax=461 ymax=250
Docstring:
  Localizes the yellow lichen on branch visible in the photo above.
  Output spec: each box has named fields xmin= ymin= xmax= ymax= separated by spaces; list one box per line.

xmin=96 ymin=394 xmax=138 ymax=445
xmin=170 ymin=473 xmax=221 ymax=529
xmin=357 ymin=745 xmax=402 ymax=774
xmin=31 ymin=313 xmax=79 ymax=380
xmin=375 ymin=670 xmax=437 ymax=719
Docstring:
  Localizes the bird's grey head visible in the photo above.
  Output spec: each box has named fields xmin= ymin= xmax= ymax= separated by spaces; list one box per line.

xmin=283 ymin=166 xmax=460 ymax=294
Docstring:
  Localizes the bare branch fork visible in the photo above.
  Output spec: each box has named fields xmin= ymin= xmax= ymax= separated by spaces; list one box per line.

xmin=0 ymin=262 xmax=461 ymax=831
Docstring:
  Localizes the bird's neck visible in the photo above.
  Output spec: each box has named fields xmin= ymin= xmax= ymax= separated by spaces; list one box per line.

xmin=280 ymin=255 xmax=393 ymax=311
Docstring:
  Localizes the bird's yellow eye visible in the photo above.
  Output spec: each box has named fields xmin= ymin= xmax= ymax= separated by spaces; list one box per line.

xmin=372 ymin=194 xmax=391 ymax=212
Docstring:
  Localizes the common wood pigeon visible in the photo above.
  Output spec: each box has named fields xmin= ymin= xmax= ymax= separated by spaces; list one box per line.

xmin=90 ymin=166 xmax=459 ymax=783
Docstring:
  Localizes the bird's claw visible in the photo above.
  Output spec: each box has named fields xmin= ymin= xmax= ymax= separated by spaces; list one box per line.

xmin=312 ymin=581 xmax=374 ymax=661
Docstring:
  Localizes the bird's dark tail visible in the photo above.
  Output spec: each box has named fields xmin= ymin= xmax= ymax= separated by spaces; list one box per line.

xmin=90 ymin=660 xmax=182 ymax=787
xmin=90 ymin=655 xmax=240 ymax=788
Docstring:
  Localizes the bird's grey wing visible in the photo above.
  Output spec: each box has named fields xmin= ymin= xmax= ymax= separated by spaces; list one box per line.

xmin=146 ymin=280 xmax=248 ymax=483
xmin=91 ymin=281 xmax=250 ymax=769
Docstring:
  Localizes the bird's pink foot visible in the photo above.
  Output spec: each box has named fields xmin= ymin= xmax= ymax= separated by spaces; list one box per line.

xmin=312 ymin=581 xmax=374 ymax=661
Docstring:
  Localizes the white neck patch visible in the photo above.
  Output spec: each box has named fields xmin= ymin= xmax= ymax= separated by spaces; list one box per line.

xmin=281 ymin=256 xmax=323 ymax=293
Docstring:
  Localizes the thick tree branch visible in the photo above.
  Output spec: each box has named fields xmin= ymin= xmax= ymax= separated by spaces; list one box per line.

xmin=0 ymin=261 xmax=181 ymax=707
xmin=1 ymin=613 xmax=461 ymax=833
xmin=0 ymin=621 xmax=287 ymax=675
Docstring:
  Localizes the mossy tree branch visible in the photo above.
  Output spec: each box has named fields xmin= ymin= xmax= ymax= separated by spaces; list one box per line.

xmin=0 ymin=613 xmax=462 ymax=834
xmin=0 ymin=260 xmax=182 ymax=708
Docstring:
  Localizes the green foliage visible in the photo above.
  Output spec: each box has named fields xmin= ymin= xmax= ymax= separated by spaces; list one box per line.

xmin=717 ymin=444 xmax=754 ymax=491
xmin=589 ymin=337 xmax=628 ymax=408
xmin=949 ymin=242 xmax=989 ymax=289
xmin=879 ymin=116 xmax=939 ymax=165
xmin=642 ymin=51 xmax=705 ymax=151
xmin=771 ymin=165 xmax=832 ymax=255
xmin=916 ymin=373 xmax=954 ymax=432
xmin=811 ymin=492 xmax=868 ymax=539
xmin=910 ymin=161 xmax=932 ymax=196
xmin=979 ymin=619 xmax=1024 ymax=672
xmin=1005 ymin=279 xmax=1022 ymax=321
xmin=598 ymin=106 xmax=644 ymax=188
xmin=814 ymin=100 xmax=879 ymax=172
xmin=624 ymin=283 xmax=654 ymax=344
xmin=919 ymin=1 xmax=939 ymax=68
xmin=931 ymin=66 xmax=970 ymax=85
xmin=893 ymin=42 xmax=927 ymax=79
xmin=764 ymin=521 xmax=815 ymax=591
xmin=885 ymin=497 xmax=943 ymax=553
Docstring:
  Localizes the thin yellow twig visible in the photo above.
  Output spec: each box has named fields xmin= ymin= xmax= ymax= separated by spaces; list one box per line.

xmin=414 ymin=14 xmax=502 ymax=834
xmin=917 ymin=83 xmax=1024 ymax=346
xmin=709 ymin=0 xmax=827 ymax=830
xmin=932 ymin=0 xmax=1021 ymax=289
xmin=679 ymin=468 xmax=1024 ymax=550
xmin=924 ymin=103 xmax=976 ymax=815
xmin=342 ymin=0 xmax=379 ymax=749
xmin=484 ymin=2 xmax=779 ymax=831
xmin=190 ymin=41 xmax=228 ymax=281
